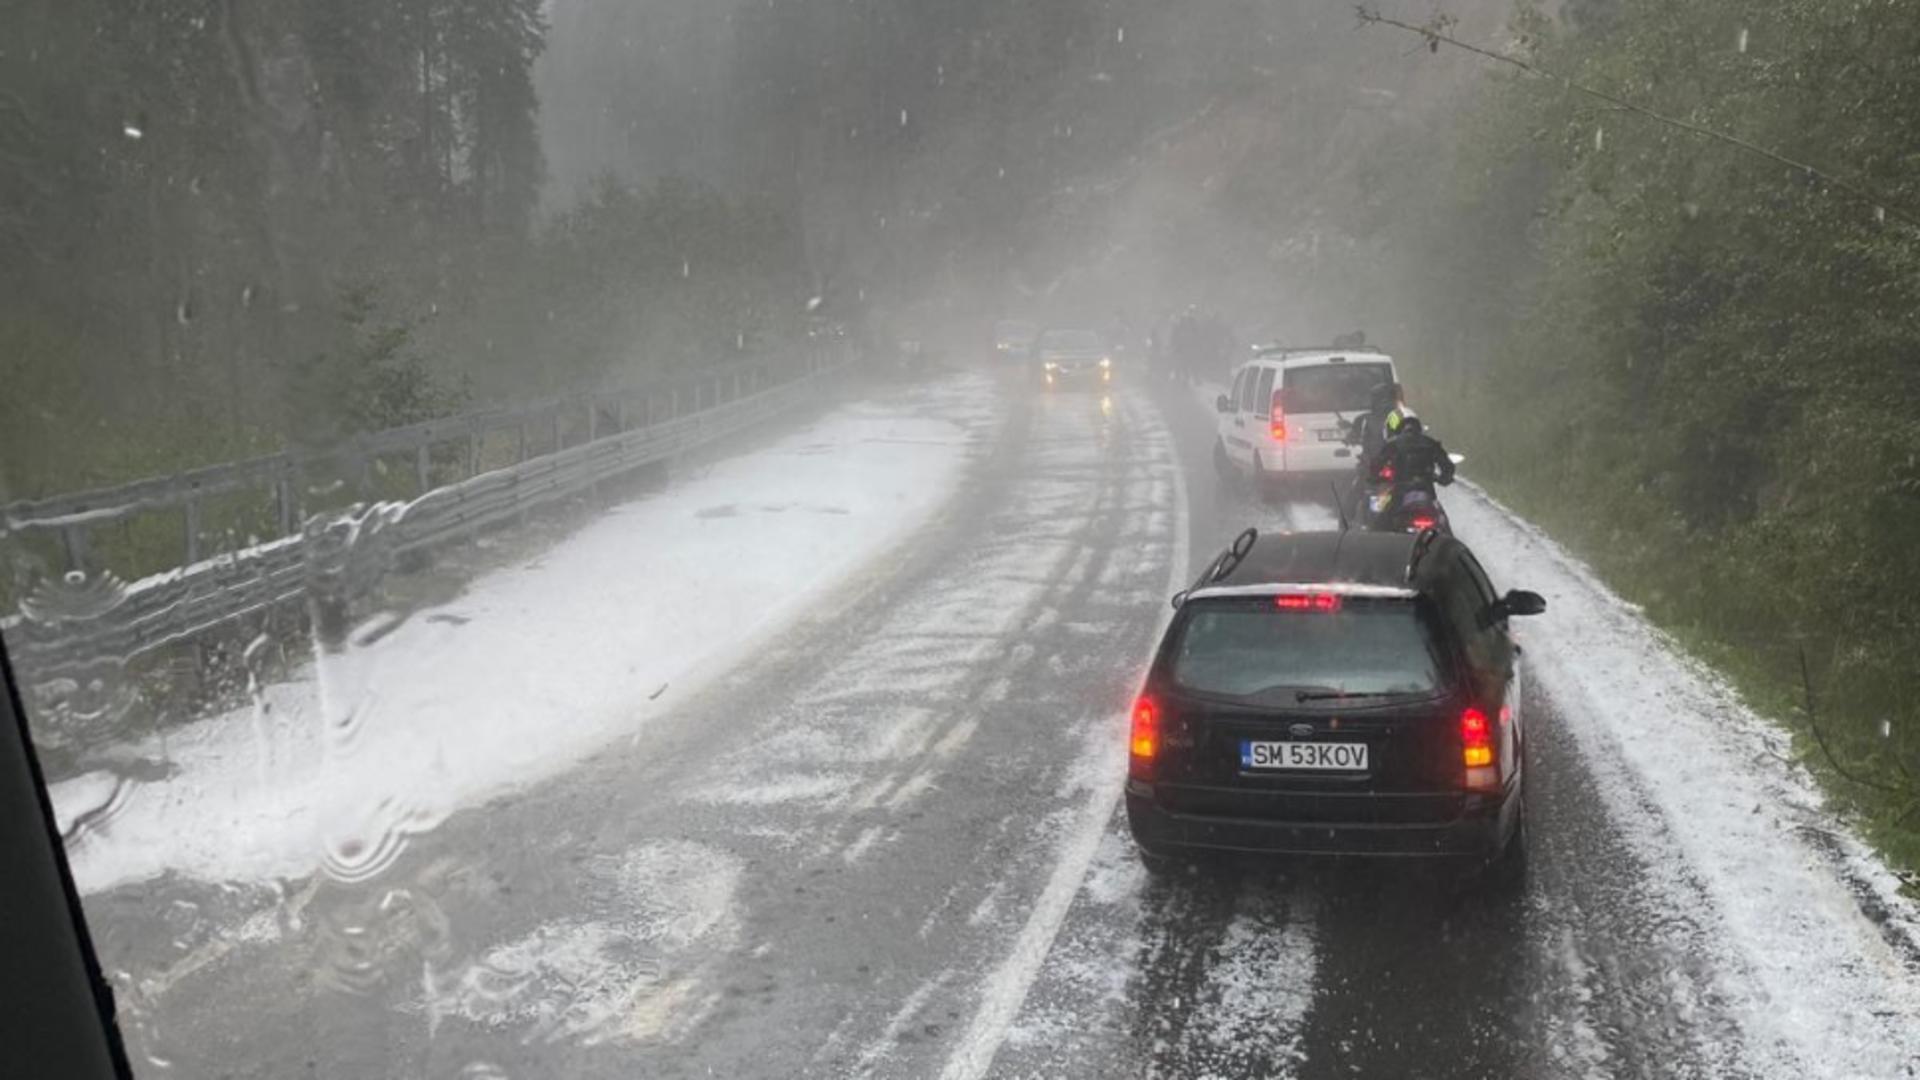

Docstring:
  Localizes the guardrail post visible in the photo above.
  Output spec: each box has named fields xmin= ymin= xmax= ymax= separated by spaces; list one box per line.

xmin=415 ymin=443 xmax=432 ymax=493
xmin=60 ymin=525 xmax=89 ymax=573
xmin=517 ymin=422 xmax=529 ymax=463
xmin=588 ymin=399 xmax=599 ymax=442
xmin=551 ymin=409 xmax=563 ymax=454
xmin=276 ymin=475 xmax=295 ymax=537
xmin=184 ymin=497 xmax=202 ymax=565
xmin=466 ymin=434 xmax=479 ymax=478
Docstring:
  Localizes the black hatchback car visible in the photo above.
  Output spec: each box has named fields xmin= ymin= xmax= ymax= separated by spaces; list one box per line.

xmin=1126 ymin=528 xmax=1545 ymax=878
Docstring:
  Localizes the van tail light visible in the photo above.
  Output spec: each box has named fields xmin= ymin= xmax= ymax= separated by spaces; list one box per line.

xmin=1269 ymin=390 xmax=1286 ymax=440
xmin=1129 ymin=696 xmax=1158 ymax=780
xmin=1461 ymin=706 xmax=1498 ymax=790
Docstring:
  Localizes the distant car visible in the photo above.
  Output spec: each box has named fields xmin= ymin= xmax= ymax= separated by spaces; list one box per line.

xmin=1126 ymin=528 xmax=1545 ymax=883
xmin=1214 ymin=345 xmax=1397 ymax=497
xmin=1034 ymin=328 xmax=1112 ymax=388
xmin=994 ymin=320 xmax=1038 ymax=364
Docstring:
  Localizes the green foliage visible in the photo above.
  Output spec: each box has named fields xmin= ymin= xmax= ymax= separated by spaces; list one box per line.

xmin=286 ymin=285 xmax=469 ymax=441
xmin=1358 ymin=0 xmax=1920 ymax=868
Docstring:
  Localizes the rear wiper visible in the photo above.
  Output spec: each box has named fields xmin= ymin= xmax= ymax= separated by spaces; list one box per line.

xmin=1294 ymin=689 xmax=1408 ymax=702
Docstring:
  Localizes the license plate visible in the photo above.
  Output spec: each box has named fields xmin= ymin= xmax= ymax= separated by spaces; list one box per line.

xmin=1241 ymin=740 xmax=1369 ymax=771
xmin=1317 ymin=429 xmax=1345 ymax=442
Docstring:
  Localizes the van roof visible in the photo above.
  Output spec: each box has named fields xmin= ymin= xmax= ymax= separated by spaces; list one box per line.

xmin=1247 ymin=347 xmax=1395 ymax=369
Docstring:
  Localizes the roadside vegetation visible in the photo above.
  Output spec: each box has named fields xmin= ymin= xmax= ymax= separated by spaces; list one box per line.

xmin=1332 ymin=0 xmax=1920 ymax=874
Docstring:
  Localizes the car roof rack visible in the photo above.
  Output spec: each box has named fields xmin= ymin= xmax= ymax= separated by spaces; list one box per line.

xmin=1251 ymin=343 xmax=1386 ymax=358
xmin=1171 ymin=527 xmax=1258 ymax=608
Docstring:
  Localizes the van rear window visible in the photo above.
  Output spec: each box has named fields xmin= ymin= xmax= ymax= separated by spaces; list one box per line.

xmin=1282 ymin=362 xmax=1393 ymax=414
xmin=1168 ymin=596 xmax=1444 ymax=702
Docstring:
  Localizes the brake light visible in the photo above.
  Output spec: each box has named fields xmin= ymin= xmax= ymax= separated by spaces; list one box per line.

xmin=1379 ymin=464 xmax=1395 ymax=481
xmin=1409 ymin=515 xmax=1437 ymax=532
xmin=1462 ymin=706 xmax=1497 ymax=789
xmin=1274 ymin=593 xmax=1341 ymax=612
xmin=1269 ymin=390 xmax=1286 ymax=440
xmin=1129 ymin=696 xmax=1158 ymax=779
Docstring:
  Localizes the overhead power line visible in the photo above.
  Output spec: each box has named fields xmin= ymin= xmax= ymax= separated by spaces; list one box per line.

xmin=1354 ymin=5 xmax=1920 ymax=231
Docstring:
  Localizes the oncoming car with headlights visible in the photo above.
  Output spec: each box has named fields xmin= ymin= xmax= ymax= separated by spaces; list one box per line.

xmin=1126 ymin=527 xmax=1546 ymax=883
xmin=1034 ymin=328 xmax=1112 ymax=388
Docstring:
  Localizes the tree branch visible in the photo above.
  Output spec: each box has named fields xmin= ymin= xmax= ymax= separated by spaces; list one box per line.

xmin=1354 ymin=5 xmax=1920 ymax=231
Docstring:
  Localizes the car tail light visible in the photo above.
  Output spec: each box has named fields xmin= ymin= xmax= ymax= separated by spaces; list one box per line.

xmin=1128 ymin=696 xmax=1158 ymax=779
xmin=1409 ymin=515 xmax=1437 ymax=532
xmin=1269 ymin=390 xmax=1286 ymax=440
xmin=1462 ymin=706 xmax=1498 ymax=789
xmin=1275 ymin=593 xmax=1341 ymax=612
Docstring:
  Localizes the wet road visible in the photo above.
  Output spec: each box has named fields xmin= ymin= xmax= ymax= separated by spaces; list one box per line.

xmin=74 ymin=372 xmax=1903 ymax=1079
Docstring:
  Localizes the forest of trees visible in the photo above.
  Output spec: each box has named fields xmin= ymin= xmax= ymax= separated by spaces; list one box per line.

xmin=0 ymin=0 xmax=803 ymax=501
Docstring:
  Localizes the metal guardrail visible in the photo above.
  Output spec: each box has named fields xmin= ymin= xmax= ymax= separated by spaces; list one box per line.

xmin=3 ymin=347 xmax=848 ymax=687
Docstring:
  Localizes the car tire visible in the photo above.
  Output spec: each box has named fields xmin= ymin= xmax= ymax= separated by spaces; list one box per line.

xmin=1212 ymin=438 xmax=1236 ymax=485
xmin=1252 ymin=452 xmax=1285 ymax=502
xmin=1136 ymin=841 xmax=1187 ymax=881
xmin=1484 ymin=796 xmax=1530 ymax=895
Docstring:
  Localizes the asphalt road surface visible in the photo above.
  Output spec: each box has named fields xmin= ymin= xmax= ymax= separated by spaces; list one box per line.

xmin=72 ymin=372 xmax=1916 ymax=1079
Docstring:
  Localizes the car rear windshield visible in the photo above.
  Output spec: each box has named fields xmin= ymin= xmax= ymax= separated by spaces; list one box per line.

xmin=1167 ymin=596 xmax=1445 ymax=702
xmin=1038 ymin=330 xmax=1103 ymax=352
xmin=1282 ymin=361 xmax=1393 ymax=414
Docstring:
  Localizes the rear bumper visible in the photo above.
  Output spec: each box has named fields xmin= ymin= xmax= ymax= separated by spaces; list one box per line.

xmin=1125 ymin=782 xmax=1515 ymax=861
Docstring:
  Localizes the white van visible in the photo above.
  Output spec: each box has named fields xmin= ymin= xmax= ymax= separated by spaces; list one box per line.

xmin=1213 ymin=346 xmax=1398 ymax=496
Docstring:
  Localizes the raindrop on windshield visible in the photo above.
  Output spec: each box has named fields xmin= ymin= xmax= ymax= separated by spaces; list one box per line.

xmin=1594 ymin=126 xmax=1605 ymax=151
xmin=1117 ymin=26 xmax=1126 ymax=43
xmin=1738 ymin=27 xmax=1750 ymax=54
xmin=122 ymin=120 xmax=144 ymax=140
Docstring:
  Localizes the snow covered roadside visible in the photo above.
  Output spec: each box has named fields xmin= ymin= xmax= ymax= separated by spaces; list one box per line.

xmin=1447 ymin=482 xmax=1920 ymax=1079
xmin=49 ymin=373 xmax=993 ymax=895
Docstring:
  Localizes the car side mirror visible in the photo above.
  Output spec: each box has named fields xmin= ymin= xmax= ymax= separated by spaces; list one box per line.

xmin=1215 ymin=394 xmax=1231 ymax=413
xmin=1482 ymin=589 xmax=1547 ymax=626
xmin=1505 ymin=590 xmax=1547 ymax=616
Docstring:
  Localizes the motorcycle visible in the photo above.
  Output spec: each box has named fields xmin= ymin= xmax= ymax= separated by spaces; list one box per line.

xmin=1371 ymin=483 xmax=1452 ymax=535
xmin=1338 ymin=413 xmax=1464 ymax=535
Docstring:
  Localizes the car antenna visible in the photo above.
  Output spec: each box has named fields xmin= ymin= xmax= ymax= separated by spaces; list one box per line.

xmin=1332 ymin=481 xmax=1350 ymax=533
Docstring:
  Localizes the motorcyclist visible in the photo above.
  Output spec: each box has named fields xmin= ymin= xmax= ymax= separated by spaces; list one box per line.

xmin=1376 ymin=414 xmax=1455 ymax=496
xmin=1347 ymin=381 xmax=1404 ymax=473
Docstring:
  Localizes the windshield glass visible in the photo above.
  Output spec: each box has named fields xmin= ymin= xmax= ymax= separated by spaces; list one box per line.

xmin=1169 ymin=598 xmax=1444 ymax=700
xmin=1037 ymin=330 xmax=1105 ymax=352
xmin=1281 ymin=362 xmax=1395 ymax=414
xmin=5 ymin=1 xmax=1917 ymax=1077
